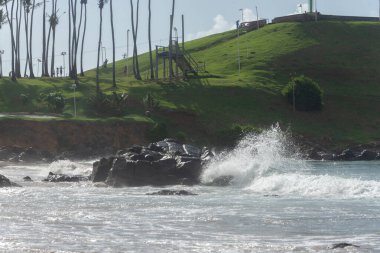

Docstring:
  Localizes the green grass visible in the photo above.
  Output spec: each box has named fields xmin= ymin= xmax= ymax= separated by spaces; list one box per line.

xmin=1 ymin=21 xmax=380 ymax=146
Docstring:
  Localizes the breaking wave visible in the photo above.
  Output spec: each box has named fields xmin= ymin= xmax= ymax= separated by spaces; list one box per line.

xmin=202 ymin=124 xmax=380 ymax=198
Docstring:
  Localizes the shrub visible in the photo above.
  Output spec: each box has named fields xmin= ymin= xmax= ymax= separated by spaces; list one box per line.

xmin=39 ymin=92 xmax=65 ymax=113
xmin=143 ymin=93 xmax=160 ymax=112
xmin=88 ymin=91 xmax=128 ymax=116
xmin=282 ymin=75 xmax=323 ymax=111
xmin=147 ymin=123 xmax=168 ymax=142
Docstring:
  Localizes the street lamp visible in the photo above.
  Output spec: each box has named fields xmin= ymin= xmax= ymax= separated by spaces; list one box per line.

xmin=61 ymin=52 xmax=67 ymax=77
xmin=239 ymin=8 xmax=244 ymax=23
xmin=71 ymin=83 xmax=77 ymax=118
xmin=127 ymin=29 xmax=130 ymax=76
xmin=0 ymin=50 xmax=4 ymax=78
xmin=37 ymin=59 xmax=42 ymax=77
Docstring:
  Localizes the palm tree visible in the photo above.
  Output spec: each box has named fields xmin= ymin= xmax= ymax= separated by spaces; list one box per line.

xmin=79 ymin=0 xmax=87 ymax=76
xmin=49 ymin=0 xmax=59 ymax=77
xmin=96 ymin=0 xmax=107 ymax=92
xmin=110 ymin=0 xmax=116 ymax=87
xmin=42 ymin=0 xmax=47 ymax=76
xmin=130 ymin=0 xmax=141 ymax=80
xmin=148 ymin=0 xmax=154 ymax=79
xmin=4 ymin=0 xmax=17 ymax=80
xmin=0 ymin=0 xmax=7 ymax=78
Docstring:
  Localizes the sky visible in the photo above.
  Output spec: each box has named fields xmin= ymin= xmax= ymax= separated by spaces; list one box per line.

xmin=0 ymin=0 xmax=379 ymax=75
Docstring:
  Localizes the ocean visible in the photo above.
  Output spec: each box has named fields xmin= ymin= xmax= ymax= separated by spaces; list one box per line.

xmin=1 ymin=127 xmax=379 ymax=252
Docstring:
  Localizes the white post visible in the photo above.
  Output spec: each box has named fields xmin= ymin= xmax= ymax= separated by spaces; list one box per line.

xmin=237 ymin=24 xmax=241 ymax=76
xmin=256 ymin=6 xmax=259 ymax=29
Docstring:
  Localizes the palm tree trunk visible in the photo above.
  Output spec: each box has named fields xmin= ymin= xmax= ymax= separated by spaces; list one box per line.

xmin=28 ymin=0 xmax=36 ymax=78
xmin=130 ymin=0 xmax=141 ymax=80
xmin=15 ymin=0 xmax=22 ymax=78
xmin=68 ymin=0 xmax=72 ymax=77
xmin=45 ymin=23 xmax=52 ymax=76
xmin=80 ymin=3 xmax=87 ymax=76
xmin=110 ymin=0 xmax=116 ymax=87
xmin=96 ymin=6 xmax=103 ymax=92
xmin=42 ymin=0 xmax=46 ymax=76
xmin=24 ymin=7 xmax=30 ymax=77
xmin=5 ymin=1 xmax=16 ymax=80
xmin=148 ymin=0 xmax=154 ymax=79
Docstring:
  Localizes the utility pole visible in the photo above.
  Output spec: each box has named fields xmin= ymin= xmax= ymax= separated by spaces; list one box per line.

xmin=256 ymin=6 xmax=259 ymax=29
xmin=0 ymin=50 xmax=4 ymax=78
xmin=127 ymin=29 xmax=130 ymax=76
xmin=61 ymin=52 xmax=67 ymax=77
xmin=239 ymin=8 xmax=244 ymax=23
xmin=236 ymin=19 xmax=241 ymax=76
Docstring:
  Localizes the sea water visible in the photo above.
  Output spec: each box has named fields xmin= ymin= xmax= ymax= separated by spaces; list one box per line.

xmin=1 ymin=126 xmax=380 ymax=252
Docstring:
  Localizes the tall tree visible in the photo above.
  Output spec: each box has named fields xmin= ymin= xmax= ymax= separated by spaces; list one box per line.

xmin=168 ymin=0 xmax=175 ymax=82
xmin=96 ymin=0 xmax=106 ymax=92
xmin=27 ymin=0 xmax=37 ymax=78
xmin=110 ymin=0 xmax=116 ymax=87
xmin=41 ymin=0 xmax=47 ymax=76
xmin=130 ymin=0 xmax=141 ymax=80
xmin=49 ymin=0 xmax=59 ymax=77
xmin=23 ymin=0 xmax=32 ymax=77
xmin=79 ymin=0 xmax=87 ymax=76
xmin=0 ymin=0 xmax=6 ymax=78
xmin=148 ymin=0 xmax=154 ymax=79
xmin=5 ymin=0 xmax=17 ymax=80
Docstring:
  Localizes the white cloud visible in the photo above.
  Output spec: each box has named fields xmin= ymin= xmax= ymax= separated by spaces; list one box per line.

xmin=187 ymin=14 xmax=234 ymax=41
xmin=242 ymin=8 xmax=258 ymax=22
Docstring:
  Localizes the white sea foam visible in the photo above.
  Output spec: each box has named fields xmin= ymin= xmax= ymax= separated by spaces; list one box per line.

xmin=202 ymin=124 xmax=380 ymax=198
xmin=46 ymin=160 xmax=93 ymax=176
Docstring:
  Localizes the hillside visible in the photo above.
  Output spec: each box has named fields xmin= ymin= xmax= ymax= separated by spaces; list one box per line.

xmin=1 ymin=21 xmax=380 ymax=148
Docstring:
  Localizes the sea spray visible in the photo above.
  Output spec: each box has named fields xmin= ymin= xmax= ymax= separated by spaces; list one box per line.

xmin=202 ymin=124 xmax=307 ymax=186
xmin=202 ymin=125 xmax=380 ymax=198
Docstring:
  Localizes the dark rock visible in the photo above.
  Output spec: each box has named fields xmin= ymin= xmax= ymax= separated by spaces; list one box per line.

xmin=146 ymin=190 xmax=197 ymax=196
xmin=331 ymin=243 xmax=359 ymax=249
xmin=148 ymin=143 xmax=164 ymax=153
xmin=0 ymin=174 xmax=21 ymax=187
xmin=92 ymin=157 xmax=115 ymax=182
xmin=205 ymin=175 xmax=234 ymax=186
xmin=93 ymin=139 xmax=210 ymax=187
xmin=23 ymin=176 xmax=33 ymax=182
xmin=164 ymin=138 xmax=179 ymax=143
xmin=127 ymin=145 xmax=143 ymax=154
xmin=320 ymin=153 xmax=335 ymax=161
xmin=308 ymin=150 xmax=323 ymax=160
xmin=43 ymin=172 xmax=90 ymax=183
xmin=335 ymin=149 xmax=355 ymax=161
xmin=357 ymin=150 xmax=378 ymax=161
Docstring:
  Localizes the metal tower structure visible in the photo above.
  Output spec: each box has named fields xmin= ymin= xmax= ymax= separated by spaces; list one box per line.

xmin=309 ymin=0 xmax=313 ymax=13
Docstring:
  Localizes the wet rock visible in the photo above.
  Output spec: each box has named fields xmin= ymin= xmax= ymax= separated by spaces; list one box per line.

xmin=93 ymin=139 xmax=210 ymax=187
xmin=146 ymin=190 xmax=197 ymax=196
xmin=357 ymin=150 xmax=378 ymax=161
xmin=205 ymin=176 xmax=234 ymax=187
xmin=331 ymin=243 xmax=359 ymax=249
xmin=0 ymin=174 xmax=21 ymax=187
xmin=335 ymin=149 xmax=355 ymax=161
xmin=23 ymin=176 xmax=33 ymax=182
xmin=43 ymin=172 xmax=90 ymax=183
xmin=92 ymin=157 xmax=115 ymax=183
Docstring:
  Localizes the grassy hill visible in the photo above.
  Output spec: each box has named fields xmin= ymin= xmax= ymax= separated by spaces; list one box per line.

xmin=1 ymin=21 xmax=380 ymax=147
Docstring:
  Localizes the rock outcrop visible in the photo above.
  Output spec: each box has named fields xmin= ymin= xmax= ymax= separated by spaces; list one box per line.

xmin=146 ymin=190 xmax=197 ymax=196
xmin=0 ymin=174 xmax=21 ymax=187
xmin=92 ymin=139 xmax=213 ymax=187
xmin=43 ymin=172 xmax=90 ymax=183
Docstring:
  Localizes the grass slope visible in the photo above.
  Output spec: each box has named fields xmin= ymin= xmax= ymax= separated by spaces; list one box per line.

xmin=1 ymin=21 xmax=380 ymax=146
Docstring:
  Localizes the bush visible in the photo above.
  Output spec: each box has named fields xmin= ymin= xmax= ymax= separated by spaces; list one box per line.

xmin=147 ymin=123 xmax=168 ymax=142
xmin=88 ymin=91 xmax=128 ymax=116
xmin=143 ymin=93 xmax=160 ymax=112
xmin=282 ymin=75 xmax=323 ymax=111
xmin=39 ymin=92 xmax=65 ymax=113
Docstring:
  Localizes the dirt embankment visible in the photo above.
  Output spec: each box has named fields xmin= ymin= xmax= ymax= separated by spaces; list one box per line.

xmin=0 ymin=120 xmax=150 ymax=154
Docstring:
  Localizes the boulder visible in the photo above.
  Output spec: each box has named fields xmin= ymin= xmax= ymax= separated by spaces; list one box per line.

xmin=92 ymin=157 xmax=115 ymax=182
xmin=92 ymin=139 xmax=211 ymax=187
xmin=0 ymin=174 xmax=21 ymax=187
xmin=23 ymin=176 xmax=33 ymax=182
xmin=331 ymin=243 xmax=359 ymax=249
xmin=335 ymin=149 xmax=355 ymax=161
xmin=43 ymin=172 xmax=90 ymax=183
xmin=146 ymin=190 xmax=197 ymax=196
xmin=357 ymin=150 xmax=378 ymax=161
